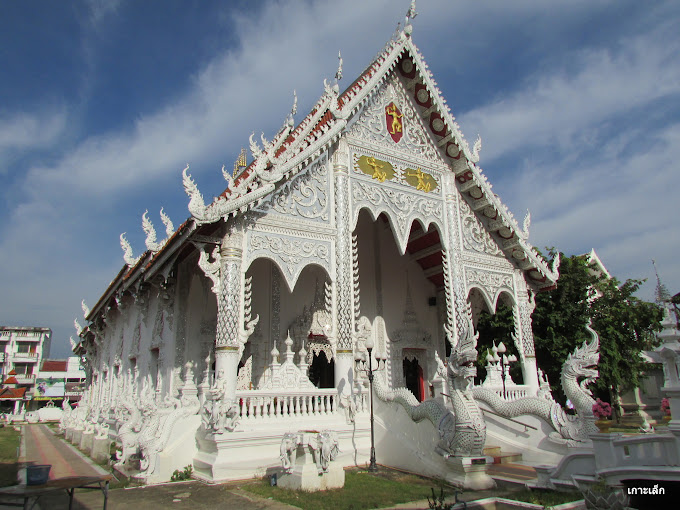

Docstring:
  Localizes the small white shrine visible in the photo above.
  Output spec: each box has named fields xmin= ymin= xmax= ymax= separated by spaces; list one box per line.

xmin=71 ymin=3 xmax=567 ymax=486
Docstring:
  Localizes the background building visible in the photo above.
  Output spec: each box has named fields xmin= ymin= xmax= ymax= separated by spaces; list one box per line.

xmin=35 ymin=357 xmax=87 ymax=407
xmin=0 ymin=326 xmax=52 ymax=411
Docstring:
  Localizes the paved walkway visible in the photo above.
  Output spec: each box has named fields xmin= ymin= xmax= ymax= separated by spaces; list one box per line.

xmin=21 ymin=425 xmax=107 ymax=480
xmin=6 ymin=424 xmax=298 ymax=510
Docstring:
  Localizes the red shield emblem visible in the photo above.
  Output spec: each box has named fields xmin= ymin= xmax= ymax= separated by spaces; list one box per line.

xmin=385 ymin=102 xmax=403 ymax=143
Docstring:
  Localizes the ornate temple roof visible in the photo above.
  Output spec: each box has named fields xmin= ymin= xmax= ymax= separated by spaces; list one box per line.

xmin=85 ymin=12 xmax=557 ymax=328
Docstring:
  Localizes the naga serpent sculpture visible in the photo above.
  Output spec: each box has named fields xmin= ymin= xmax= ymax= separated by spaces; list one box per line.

xmin=473 ymin=325 xmax=600 ymax=445
xmin=372 ymin=317 xmax=486 ymax=458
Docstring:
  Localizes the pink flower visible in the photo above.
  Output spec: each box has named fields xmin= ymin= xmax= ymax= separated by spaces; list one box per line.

xmin=592 ymin=398 xmax=612 ymax=419
xmin=661 ymin=398 xmax=671 ymax=416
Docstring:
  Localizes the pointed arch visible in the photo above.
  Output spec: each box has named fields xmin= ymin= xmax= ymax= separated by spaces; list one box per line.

xmin=243 ymin=231 xmax=333 ymax=293
xmin=351 ymin=203 xmax=444 ymax=256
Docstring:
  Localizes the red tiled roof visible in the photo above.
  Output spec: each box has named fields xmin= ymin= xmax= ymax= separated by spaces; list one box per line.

xmin=3 ymin=376 xmax=18 ymax=385
xmin=0 ymin=386 xmax=26 ymax=399
xmin=41 ymin=360 xmax=68 ymax=372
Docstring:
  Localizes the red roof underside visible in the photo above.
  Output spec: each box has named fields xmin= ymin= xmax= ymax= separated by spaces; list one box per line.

xmin=0 ymin=387 xmax=26 ymax=399
xmin=41 ymin=360 xmax=68 ymax=372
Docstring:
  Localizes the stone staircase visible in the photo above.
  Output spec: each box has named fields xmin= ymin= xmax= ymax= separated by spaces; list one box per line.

xmin=483 ymin=445 xmax=523 ymax=465
xmin=484 ymin=446 xmax=538 ymax=488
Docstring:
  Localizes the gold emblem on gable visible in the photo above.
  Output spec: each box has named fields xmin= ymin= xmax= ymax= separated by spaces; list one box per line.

xmin=405 ymin=167 xmax=437 ymax=193
xmin=357 ymin=155 xmax=395 ymax=183
xmin=385 ymin=102 xmax=403 ymax=143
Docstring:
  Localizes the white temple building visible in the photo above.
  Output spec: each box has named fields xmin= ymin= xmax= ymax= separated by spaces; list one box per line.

xmin=73 ymin=6 xmax=570 ymax=486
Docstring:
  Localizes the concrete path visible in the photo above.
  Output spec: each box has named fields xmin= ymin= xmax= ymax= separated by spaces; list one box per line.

xmin=21 ymin=424 xmax=107 ymax=479
xmin=7 ymin=424 xmax=299 ymax=510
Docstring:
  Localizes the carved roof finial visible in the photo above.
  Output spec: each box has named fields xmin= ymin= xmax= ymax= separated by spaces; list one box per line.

xmin=160 ymin=207 xmax=174 ymax=238
xmin=291 ymin=90 xmax=298 ymax=117
xmin=472 ymin=134 xmax=482 ymax=162
xmin=404 ymin=0 xmax=417 ymax=35
xmin=81 ymin=299 xmax=90 ymax=319
xmin=335 ymin=51 xmax=343 ymax=82
xmin=120 ymin=232 xmax=138 ymax=267
xmin=652 ymin=259 xmax=671 ymax=303
xmin=142 ymin=210 xmax=159 ymax=251
xmin=522 ymin=210 xmax=531 ymax=239
xmin=249 ymin=132 xmax=262 ymax=160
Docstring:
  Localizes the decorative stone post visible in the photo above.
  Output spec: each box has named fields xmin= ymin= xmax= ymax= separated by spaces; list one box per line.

xmin=441 ymin=175 xmax=468 ymax=349
xmin=214 ymin=229 xmax=244 ymax=403
xmin=512 ymin=284 xmax=540 ymax=396
xmin=193 ymin=229 xmax=251 ymax=482
xmin=660 ymin=347 xmax=680 ymax=426
xmin=333 ymin=139 xmax=355 ymax=393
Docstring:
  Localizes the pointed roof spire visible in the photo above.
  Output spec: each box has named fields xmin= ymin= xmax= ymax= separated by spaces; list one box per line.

xmin=404 ymin=0 xmax=418 ymax=36
xmin=652 ymin=259 xmax=671 ymax=303
xmin=233 ymin=147 xmax=247 ymax=176
xmin=335 ymin=51 xmax=343 ymax=82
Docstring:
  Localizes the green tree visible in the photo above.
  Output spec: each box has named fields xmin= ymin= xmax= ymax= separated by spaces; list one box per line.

xmin=590 ymin=277 xmax=663 ymax=420
xmin=532 ymin=251 xmax=594 ymax=405
xmin=531 ymin=250 xmax=663 ymax=417
xmin=474 ymin=303 xmax=522 ymax=385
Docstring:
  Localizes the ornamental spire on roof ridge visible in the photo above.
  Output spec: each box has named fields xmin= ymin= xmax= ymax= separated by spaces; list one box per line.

xmin=232 ymin=148 xmax=247 ymax=176
xmin=160 ymin=207 xmax=174 ymax=238
xmin=81 ymin=299 xmax=90 ymax=319
xmin=335 ymin=51 xmax=343 ymax=83
xmin=404 ymin=0 xmax=418 ymax=36
xmin=119 ymin=232 xmax=140 ymax=267
xmin=652 ymin=259 xmax=671 ymax=303
xmin=74 ymin=318 xmax=83 ymax=336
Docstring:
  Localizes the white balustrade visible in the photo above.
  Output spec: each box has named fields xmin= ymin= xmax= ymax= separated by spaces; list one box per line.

xmin=483 ymin=385 xmax=530 ymax=401
xmin=613 ymin=435 xmax=678 ymax=467
xmin=236 ymin=389 xmax=369 ymax=422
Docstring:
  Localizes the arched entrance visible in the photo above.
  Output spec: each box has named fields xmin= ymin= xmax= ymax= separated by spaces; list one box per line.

xmin=353 ymin=209 xmax=444 ymax=394
xmin=308 ymin=351 xmax=335 ymax=388
xmin=402 ymin=357 xmax=424 ymax=402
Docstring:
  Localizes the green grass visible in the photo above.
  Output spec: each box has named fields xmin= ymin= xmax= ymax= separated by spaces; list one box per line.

xmin=505 ymin=488 xmax=582 ymax=506
xmin=242 ymin=468 xmax=454 ymax=510
xmin=0 ymin=425 xmax=21 ymax=487
xmin=242 ymin=467 xmax=586 ymax=510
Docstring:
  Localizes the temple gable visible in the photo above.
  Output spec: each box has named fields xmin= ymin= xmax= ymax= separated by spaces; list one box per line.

xmin=347 ymin=73 xmax=443 ymax=167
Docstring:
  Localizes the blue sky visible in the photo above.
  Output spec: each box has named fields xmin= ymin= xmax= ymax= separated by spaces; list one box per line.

xmin=1 ymin=0 xmax=678 ymax=359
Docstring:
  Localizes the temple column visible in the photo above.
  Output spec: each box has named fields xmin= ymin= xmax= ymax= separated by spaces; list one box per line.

xmin=214 ymin=229 xmax=244 ymax=402
xmin=512 ymin=278 xmax=540 ymax=396
xmin=441 ymin=174 xmax=469 ymax=349
xmin=333 ymin=139 xmax=355 ymax=393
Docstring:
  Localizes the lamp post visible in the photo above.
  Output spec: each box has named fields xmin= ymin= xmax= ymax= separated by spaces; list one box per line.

xmin=354 ymin=335 xmax=386 ymax=473
xmin=492 ymin=341 xmax=517 ymax=400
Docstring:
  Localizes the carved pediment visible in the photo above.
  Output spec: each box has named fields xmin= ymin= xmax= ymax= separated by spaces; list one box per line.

xmin=253 ymin=154 xmax=330 ymax=223
xmin=347 ymin=74 xmax=442 ymax=166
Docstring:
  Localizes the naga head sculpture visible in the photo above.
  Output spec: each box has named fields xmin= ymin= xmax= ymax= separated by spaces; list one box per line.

xmin=564 ymin=325 xmax=600 ymax=396
xmin=448 ymin=345 xmax=478 ymax=392
xmin=444 ymin=303 xmax=479 ymax=392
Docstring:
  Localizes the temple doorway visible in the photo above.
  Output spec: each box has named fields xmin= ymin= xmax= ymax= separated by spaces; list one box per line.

xmin=309 ymin=351 xmax=335 ymax=388
xmin=403 ymin=357 xmax=424 ymax=402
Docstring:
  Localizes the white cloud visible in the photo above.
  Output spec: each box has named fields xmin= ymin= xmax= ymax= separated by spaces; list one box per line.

xmin=457 ymin=23 xmax=680 ymax=300
xmin=85 ymin=0 xmax=124 ymax=26
xmin=460 ymin=23 xmax=680 ymax=164
xmin=0 ymin=110 xmax=67 ymax=172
